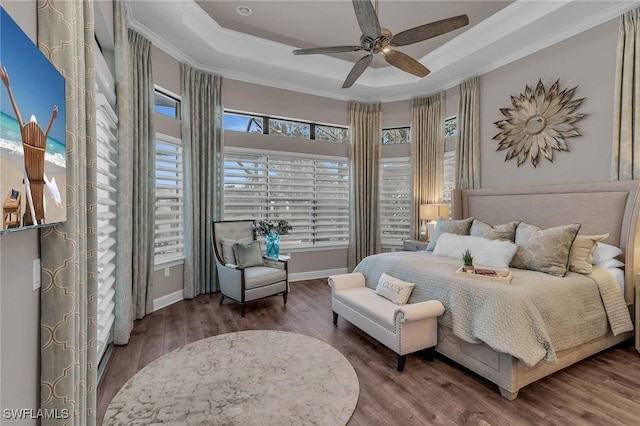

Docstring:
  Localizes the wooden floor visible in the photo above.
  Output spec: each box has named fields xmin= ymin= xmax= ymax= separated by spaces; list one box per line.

xmin=97 ymin=279 xmax=640 ymax=425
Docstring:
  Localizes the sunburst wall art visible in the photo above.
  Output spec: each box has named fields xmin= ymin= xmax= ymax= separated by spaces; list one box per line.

xmin=493 ymin=79 xmax=586 ymax=168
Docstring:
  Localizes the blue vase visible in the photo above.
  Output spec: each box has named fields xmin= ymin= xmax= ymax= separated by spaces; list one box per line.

xmin=266 ymin=232 xmax=280 ymax=258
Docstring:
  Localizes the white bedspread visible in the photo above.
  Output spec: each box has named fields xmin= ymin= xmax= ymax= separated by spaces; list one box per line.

xmin=353 ymin=251 xmax=633 ymax=367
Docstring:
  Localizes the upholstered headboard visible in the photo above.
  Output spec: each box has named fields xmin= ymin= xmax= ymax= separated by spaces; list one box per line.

xmin=452 ymin=181 xmax=640 ymax=304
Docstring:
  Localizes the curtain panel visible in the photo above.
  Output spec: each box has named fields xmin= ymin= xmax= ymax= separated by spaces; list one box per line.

xmin=611 ymin=7 xmax=640 ymax=180
xmin=348 ymin=102 xmax=382 ymax=271
xmin=410 ymin=93 xmax=445 ymax=239
xmin=181 ymin=64 xmax=224 ymax=298
xmin=113 ymin=0 xmax=134 ymax=344
xmin=455 ymin=77 xmax=480 ymax=189
xmin=37 ymin=0 xmax=98 ymax=423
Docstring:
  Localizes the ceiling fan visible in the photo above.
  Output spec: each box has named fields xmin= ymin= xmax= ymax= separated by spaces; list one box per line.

xmin=293 ymin=0 xmax=469 ymax=88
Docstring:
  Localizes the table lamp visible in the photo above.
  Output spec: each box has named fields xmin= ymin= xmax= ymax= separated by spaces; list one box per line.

xmin=419 ymin=204 xmax=450 ymax=241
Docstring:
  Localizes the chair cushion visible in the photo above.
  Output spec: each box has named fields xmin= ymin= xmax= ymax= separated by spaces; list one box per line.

xmin=334 ymin=287 xmax=396 ymax=329
xmin=233 ymin=241 xmax=263 ymax=268
xmin=244 ymin=266 xmax=287 ymax=289
xmin=221 ymin=237 xmax=253 ymax=264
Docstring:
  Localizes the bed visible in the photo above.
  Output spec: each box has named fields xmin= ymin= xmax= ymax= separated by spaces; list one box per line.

xmin=354 ymin=181 xmax=639 ymax=400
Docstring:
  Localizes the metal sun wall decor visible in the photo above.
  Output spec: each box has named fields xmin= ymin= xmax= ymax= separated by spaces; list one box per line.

xmin=493 ymin=79 xmax=586 ymax=167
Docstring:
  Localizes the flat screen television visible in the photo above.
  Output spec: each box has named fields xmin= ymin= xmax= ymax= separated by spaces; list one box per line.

xmin=0 ymin=6 xmax=67 ymax=234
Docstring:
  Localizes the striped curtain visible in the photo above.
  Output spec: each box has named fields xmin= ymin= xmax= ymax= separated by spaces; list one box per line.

xmin=38 ymin=0 xmax=98 ymax=423
xmin=410 ymin=93 xmax=445 ymax=239
xmin=348 ymin=102 xmax=382 ymax=271
xmin=611 ymin=7 xmax=640 ymax=180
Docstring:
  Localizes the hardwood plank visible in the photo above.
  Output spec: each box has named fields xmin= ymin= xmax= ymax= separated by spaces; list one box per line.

xmin=97 ymin=279 xmax=640 ymax=425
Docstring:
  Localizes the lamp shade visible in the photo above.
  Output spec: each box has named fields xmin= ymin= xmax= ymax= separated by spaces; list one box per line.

xmin=419 ymin=203 xmax=450 ymax=221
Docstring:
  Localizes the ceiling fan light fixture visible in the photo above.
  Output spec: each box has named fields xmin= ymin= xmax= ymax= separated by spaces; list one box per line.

xmin=236 ymin=6 xmax=252 ymax=17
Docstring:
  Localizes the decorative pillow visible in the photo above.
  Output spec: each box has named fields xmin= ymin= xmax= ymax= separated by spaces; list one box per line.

xmin=470 ymin=219 xmax=520 ymax=242
xmin=433 ymin=233 xmax=518 ymax=269
xmin=232 ymin=241 xmax=263 ymax=268
xmin=426 ymin=217 xmax=474 ymax=251
xmin=593 ymin=242 xmax=624 ymax=265
xmin=569 ymin=234 xmax=609 ymax=274
xmin=221 ymin=236 xmax=253 ymax=264
xmin=375 ymin=273 xmax=415 ymax=305
xmin=511 ymin=222 xmax=581 ymax=277
xmin=596 ymin=258 xmax=625 ymax=269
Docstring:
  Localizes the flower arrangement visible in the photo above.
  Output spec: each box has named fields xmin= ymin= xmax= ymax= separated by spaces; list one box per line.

xmin=251 ymin=219 xmax=292 ymax=236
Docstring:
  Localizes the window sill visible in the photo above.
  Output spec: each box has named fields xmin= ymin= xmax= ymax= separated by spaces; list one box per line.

xmin=154 ymin=258 xmax=185 ymax=271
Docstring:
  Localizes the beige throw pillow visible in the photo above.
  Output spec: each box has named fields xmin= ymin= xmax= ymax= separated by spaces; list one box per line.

xmin=470 ymin=219 xmax=520 ymax=242
xmin=375 ymin=273 xmax=415 ymax=305
xmin=221 ymin=236 xmax=254 ymax=264
xmin=569 ymin=234 xmax=609 ymax=274
xmin=232 ymin=241 xmax=263 ymax=268
xmin=511 ymin=222 xmax=581 ymax=277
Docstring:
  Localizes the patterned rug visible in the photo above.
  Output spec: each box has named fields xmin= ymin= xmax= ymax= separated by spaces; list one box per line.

xmin=103 ymin=330 xmax=360 ymax=425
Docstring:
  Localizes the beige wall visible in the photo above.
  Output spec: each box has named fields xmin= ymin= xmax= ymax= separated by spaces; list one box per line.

xmin=0 ymin=1 xmax=40 ymax=423
xmin=479 ymin=19 xmax=618 ymax=188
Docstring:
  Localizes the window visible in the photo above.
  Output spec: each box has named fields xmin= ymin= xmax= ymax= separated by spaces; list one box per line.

xmin=444 ymin=116 xmax=457 ymax=138
xmin=224 ymin=149 xmax=349 ymax=247
xmin=380 ymin=157 xmax=411 ymax=245
xmin=96 ymin=93 xmax=118 ymax=362
xmin=382 ymin=127 xmax=410 ymax=145
xmin=224 ymin=111 xmax=263 ymax=133
xmin=155 ymin=134 xmax=185 ymax=265
xmin=223 ymin=110 xmax=348 ymax=143
xmin=154 ymin=88 xmax=180 ymax=119
xmin=443 ymin=151 xmax=456 ymax=206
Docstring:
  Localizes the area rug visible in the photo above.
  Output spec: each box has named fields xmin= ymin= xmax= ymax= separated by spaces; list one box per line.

xmin=103 ymin=330 xmax=360 ymax=425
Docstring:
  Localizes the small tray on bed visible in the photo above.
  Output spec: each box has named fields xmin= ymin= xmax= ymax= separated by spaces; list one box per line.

xmin=456 ymin=267 xmax=513 ymax=284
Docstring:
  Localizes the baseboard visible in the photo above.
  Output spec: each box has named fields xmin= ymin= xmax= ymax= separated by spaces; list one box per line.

xmin=289 ymin=268 xmax=349 ymax=282
xmin=153 ymin=289 xmax=184 ymax=311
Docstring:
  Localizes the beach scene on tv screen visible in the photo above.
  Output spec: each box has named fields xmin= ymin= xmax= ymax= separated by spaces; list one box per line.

xmin=0 ymin=7 xmax=66 ymax=232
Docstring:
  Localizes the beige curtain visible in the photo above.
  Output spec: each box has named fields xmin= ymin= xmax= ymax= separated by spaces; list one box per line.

xmin=113 ymin=0 xmax=134 ymax=344
xmin=181 ymin=64 xmax=224 ymax=297
xmin=38 ymin=0 xmax=98 ymax=423
xmin=348 ymin=102 xmax=382 ymax=271
xmin=455 ymin=77 xmax=480 ymax=189
xmin=410 ymin=93 xmax=445 ymax=239
xmin=129 ymin=30 xmax=156 ymax=319
xmin=611 ymin=7 xmax=640 ymax=180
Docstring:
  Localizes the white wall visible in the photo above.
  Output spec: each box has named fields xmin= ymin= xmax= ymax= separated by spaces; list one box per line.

xmin=0 ymin=2 xmax=41 ymax=424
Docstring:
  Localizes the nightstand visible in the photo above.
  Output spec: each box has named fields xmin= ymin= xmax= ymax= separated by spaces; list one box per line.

xmin=402 ymin=239 xmax=429 ymax=251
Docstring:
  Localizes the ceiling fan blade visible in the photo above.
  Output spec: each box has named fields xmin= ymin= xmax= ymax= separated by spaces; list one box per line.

xmin=293 ymin=46 xmax=363 ymax=55
xmin=352 ymin=0 xmax=381 ymax=39
xmin=342 ymin=54 xmax=373 ymax=88
xmin=383 ymin=50 xmax=430 ymax=78
xmin=391 ymin=15 xmax=470 ymax=47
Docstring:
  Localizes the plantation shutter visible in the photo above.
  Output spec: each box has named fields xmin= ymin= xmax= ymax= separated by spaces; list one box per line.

xmin=380 ymin=157 xmax=412 ymax=245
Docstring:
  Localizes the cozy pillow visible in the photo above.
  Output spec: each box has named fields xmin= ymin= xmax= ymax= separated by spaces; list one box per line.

xmin=433 ymin=233 xmax=518 ymax=269
xmin=232 ymin=241 xmax=263 ymax=268
xmin=569 ymin=234 xmax=609 ymax=274
xmin=221 ymin=236 xmax=254 ymax=264
xmin=470 ymin=219 xmax=520 ymax=242
xmin=375 ymin=273 xmax=415 ymax=305
xmin=511 ymin=222 xmax=581 ymax=277
xmin=593 ymin=242 xmax=624 ymax=265
xmin=596 ymin=258 xmax=625 ymax=269
xmin=426 ymin=217 xmax=474 ymax=251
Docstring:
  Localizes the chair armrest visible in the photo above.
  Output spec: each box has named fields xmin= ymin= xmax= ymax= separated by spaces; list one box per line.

xmin=328 ymin=273 xmax=366 ymax=292
xmin=395 ymin=300 xmax=445 ymax=323
xmin=225 ymin=263 xmax=238 ymax=269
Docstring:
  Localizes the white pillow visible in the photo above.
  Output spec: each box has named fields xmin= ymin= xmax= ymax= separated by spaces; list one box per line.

xmin=596 ymin=258 xmax=625 ymax=269
xmin=375 ymin=273 xmax=415 ymax=305
xmin=433 ymin=233 xmax=517 ymax=269
xmin=593 ymin=242 xmax=623 ymax=265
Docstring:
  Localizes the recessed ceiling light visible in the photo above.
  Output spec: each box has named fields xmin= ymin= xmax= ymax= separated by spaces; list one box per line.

xmin=236 ymin=6 xmax=252 ymax=17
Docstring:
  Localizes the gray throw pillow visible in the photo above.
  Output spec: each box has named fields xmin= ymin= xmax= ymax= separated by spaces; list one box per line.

xmin=232 ymin=241 xmax=264 ymax=268
xmin=426 ymin=217 xmax=474 ymax=251
xmin=221 ymin=236 xmax=253 ymax=264
xmin=470 ymin=219 xmax=520 ymax=242
xmin=511 ymin=222 xmax=581 ymax=277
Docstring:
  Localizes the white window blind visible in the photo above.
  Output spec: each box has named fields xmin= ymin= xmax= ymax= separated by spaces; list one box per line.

xmin=380 ymin=157 xmax=411 ymax=245
xmin=96 ymin=92 xmax=118 ymax=362
xmin=223 ymin=149 xmax=349 ymax=247
xmin=154 ymin=134 xmax=185 ymax=265
xmin=443 ymin=151 xmax=456 ymax=206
